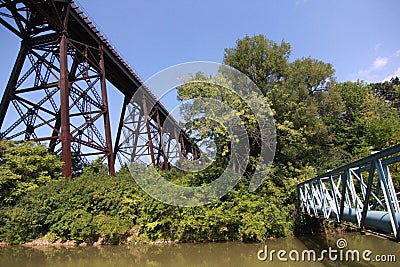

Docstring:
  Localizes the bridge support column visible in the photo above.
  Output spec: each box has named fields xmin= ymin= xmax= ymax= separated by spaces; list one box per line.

xmin=174 ymin=129 xmax=184 ymax=171
xmin=99 ymin=46 xmax=115 ymax=176
xmin=155 ymin=109 xmax=168 ymax=170
xmin=114 ymin=96 xmax=130 ymax=165
xmin=59 ymin=33 xmax=72 ymax=179
xmin=143 ymin=95 xmax=156 ymax=166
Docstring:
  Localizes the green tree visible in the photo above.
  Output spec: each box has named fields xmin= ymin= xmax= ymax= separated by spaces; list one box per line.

xmin=223 ymin=35 xmax=291 ymax=94
xmin=370 ymin=76 xmax=400 ymax=110
xmin=177 ymin=72 xmax=269 ymax=182
xmin=269 ymin=57 xmax=339 ymax=170
xmin=363 ymin=91 xmax=400 ymax=149
xmin=0 ymin=140 xmax=62 ymax=205
xmin=331 ymin=81 xmax=376 ymax=157
xmin=367 ymin=77 xmax=400 ymax=148
xmin=223 ymin=36 xmax=342 ymax=172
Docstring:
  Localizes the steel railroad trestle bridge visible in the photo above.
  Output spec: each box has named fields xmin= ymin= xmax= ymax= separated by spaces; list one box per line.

xmin=0 ymin=0 xmax=198 ymax=178
xmin=298 ymin=144 xmax=400 ymax=241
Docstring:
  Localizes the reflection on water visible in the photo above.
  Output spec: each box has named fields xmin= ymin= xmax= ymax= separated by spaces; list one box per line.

xmin=0 ymin=233 xmax=399 ymax=267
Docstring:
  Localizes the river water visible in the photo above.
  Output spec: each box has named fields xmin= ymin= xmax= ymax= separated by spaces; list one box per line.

xmin=0 ymin=233 xmax=399 ymax=267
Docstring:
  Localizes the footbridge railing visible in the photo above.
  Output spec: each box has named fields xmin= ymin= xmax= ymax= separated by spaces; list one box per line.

xmin=297 ymin=144 xmax=400 ymax=240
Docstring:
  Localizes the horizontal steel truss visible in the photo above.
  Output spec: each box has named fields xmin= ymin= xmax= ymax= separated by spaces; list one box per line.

xmin=297 ymin=144 xmax=400 ymax=239
xmin=116 ymin=99 xmax=198 ymax=170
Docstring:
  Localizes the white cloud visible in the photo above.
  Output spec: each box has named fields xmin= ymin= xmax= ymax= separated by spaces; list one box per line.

xmin=374 ymin=43 xmax=382 ymax=50
xmin=351 ymin=49 xmax=400 ymax=82
xmin=372 ymin=57 xmax=388 ymax=70
xmin=383 ymin=67 xmax=400 ymax=82
xmin=355 ymin=57 xmax=389 ymax=80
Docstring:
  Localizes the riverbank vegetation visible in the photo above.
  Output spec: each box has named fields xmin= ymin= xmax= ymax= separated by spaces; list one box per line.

xmin=1 ymin=35 xmax=399 ymax=245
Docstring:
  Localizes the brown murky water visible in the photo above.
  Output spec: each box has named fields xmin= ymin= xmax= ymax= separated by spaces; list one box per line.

xmin=1 ymin=233 xmax=399 ymax=267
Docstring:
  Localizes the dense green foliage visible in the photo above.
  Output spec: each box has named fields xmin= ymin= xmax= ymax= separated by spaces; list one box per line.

xmin=0 ymin=163 xmax=297 ymax=244
xmin=0 ymin=34 xmax=399 ymax=245
xmin=0 ymin=141 xmax=62 ymax=205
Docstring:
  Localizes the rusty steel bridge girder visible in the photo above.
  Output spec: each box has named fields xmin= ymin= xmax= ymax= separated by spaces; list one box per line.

xmin=0 ymin=0 xmax=196 ymax=177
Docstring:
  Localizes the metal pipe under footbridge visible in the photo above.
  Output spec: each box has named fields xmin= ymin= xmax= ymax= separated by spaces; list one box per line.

xmin=297 ymin=144 xmax=400 ymax=241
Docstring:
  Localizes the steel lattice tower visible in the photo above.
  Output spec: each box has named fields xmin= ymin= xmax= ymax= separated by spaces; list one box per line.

xmin=0 ymin=0 xmax=197 ymax=177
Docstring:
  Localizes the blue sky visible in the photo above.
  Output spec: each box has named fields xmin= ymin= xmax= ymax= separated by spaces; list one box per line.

xmin=1 ymin=0 xmax=399 ymax=88
xmin=0 ymin=0 xmax=399 ymax=151
xmin=74 ymin=0 xmax=400 ymax=83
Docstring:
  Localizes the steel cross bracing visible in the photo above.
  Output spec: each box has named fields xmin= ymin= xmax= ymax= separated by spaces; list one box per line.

xmin=297 ymin=144 xmax=400 ymax=240
xmin=118 ymin=92 xmax=200 ymax=170
xmin=0 ymin=0 xmax=197 ymax=177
